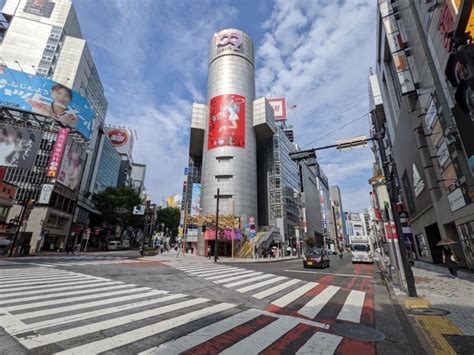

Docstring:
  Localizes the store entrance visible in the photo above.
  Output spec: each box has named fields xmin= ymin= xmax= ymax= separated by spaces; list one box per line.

xmin=425 ymin=223 xmax=442 ymax=264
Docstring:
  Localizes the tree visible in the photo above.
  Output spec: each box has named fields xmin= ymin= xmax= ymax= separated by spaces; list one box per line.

xmin=304 ymin=236 xmax=317 ymax=248
xmin=157 ymin=207 xmax=180 ymax=240
xmin=92 ymin=187 xmax=143 ymax=228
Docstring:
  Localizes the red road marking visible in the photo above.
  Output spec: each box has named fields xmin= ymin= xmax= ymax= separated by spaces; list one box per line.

xmin=336 ymin=337 xmax=376 ymax=355
xmin=260 ymin=323 xmax=315 ymax=355
xmin=181 ymin=315 xmax=276 ymax=354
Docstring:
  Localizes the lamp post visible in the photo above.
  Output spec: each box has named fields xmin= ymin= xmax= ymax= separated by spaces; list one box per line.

xmin=215 ymin=188 xmax=220 ymax=263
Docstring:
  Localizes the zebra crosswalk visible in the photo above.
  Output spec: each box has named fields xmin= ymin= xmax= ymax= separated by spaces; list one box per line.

xmin=170 ymin=262 xmax=372 ymax=325
xmin=7 ymin=255 xmax=143 ymax=267
xmin=0 ymin=266 xmax=370 ymax=354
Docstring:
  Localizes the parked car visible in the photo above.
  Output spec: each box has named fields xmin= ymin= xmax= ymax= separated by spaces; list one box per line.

xmin=108 ymin=241 xmax=122 ymax=250
xmin=303 ymin=247 xmax=330 ymax=268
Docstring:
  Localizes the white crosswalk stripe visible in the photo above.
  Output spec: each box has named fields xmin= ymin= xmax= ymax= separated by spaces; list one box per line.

xmin=337 ymin=290 xmax=365 ymax=323
xmin=213 ymin=271 xmax=263 ymax=284
xmin=140 ymin=309 xmax=262 ymax=355
xmin=297 ymin=285 xmax=340 ymax=319
xmin=169 ymin=262 xmax=369 ymax=326
xmin=236 ymin=276 xmax=287 ymax=293
xmin=5 ymin=255 xmax=141 ymax=267
xmin=204 ymin=269 xmax=256 ymax=280
xmin=220 ymin=317 xmax=301 ymax=355
xmin=271 ymin=282 xmax=318 ymax=308
xmin=0 ymin=266 xmax=360 ymax=354
xmin=296 ymin=332 xmax=343 ymax=354
xmin=252 ymin=279 xmax=302 ymax=299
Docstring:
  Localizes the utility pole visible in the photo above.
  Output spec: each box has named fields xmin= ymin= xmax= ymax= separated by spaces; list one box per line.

xmin=214 ymin=188 xmax=220 ymax=263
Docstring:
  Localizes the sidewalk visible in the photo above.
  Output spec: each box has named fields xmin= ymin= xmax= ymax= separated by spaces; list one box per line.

xmin=382 ymin=260 xmax=474 ymax=354
xmin=142 ymin=250 xmax=299 ymax=264
xmin=411 ymin=261 xmax=474 ymax=336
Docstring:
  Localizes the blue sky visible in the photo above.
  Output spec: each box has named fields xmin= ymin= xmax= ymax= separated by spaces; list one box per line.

xmin=7 ymin=0 xmax=377 ymax=212
xmin=75 ymin=0 xmax=377 ymax=213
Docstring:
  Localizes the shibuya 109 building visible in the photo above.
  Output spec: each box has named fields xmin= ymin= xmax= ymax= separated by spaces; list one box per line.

xmin=184 ymin=29 xmax=327 ymax=256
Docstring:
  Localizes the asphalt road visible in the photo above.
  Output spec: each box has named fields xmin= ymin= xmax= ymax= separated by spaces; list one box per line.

xmin=0 ymin=252 xmax=423 ymax=354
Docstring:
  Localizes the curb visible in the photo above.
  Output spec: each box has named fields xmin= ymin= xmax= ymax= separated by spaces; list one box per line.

xmin=219 ymin=257 xmax=300 ymax=264
xmin=378 ymin=262 xmax=463 ymax=355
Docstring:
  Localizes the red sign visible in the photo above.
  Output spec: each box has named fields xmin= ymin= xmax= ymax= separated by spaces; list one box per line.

xmin=438 ymin=4 xmax=455 ymax=50
xmin=384 ymin=222 xmax=398 ymax=240
xmin=268 ymin=98 xmax=287 ymax=121
xmin=47 ymin=128 xmax=69 ymax=178
xmin=208 ymin=94 xmax=245 ymax=150
xmin=107 ymin=129 xmax=129 ymax=147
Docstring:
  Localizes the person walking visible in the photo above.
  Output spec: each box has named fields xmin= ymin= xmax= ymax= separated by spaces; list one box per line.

xmin=338 ymin=245 xmax=343 ymax=259
xmin=66 ymin=242 xmax=75 ymax=255
xmin=442 ymin=246 xmax=458 ymax=278
xmin=207 ymin=246 xmax=212 ymax=259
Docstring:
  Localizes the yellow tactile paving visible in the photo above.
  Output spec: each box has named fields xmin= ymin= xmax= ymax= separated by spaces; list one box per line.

xmin=405 ymin=298 xmax=431 ymax=309
xmin=413 ymin=315 xmax=463 ymax=355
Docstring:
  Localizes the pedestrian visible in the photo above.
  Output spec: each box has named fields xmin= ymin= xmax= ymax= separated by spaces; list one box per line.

xmin=66 ymin=242 xmax=74 ymax=255
xmin=442 ymin=246 xmax=459 ymax=278
xmin=254 ymin=245 xmax=259 ymax=260
xmin=338 ymin=245 xmax=343 ymax=259
xmin=207 ymin=246 xmax=211 ymax=259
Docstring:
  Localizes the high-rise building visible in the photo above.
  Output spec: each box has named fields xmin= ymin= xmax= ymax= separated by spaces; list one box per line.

xmin=92 ymin=134 xmax=121 ymax=194
xmin=0 ymin=0 xmax=108 ymax=253
xmin=329 ymin=185 xmax=346 ymax=245
xmin=374 ymin=1 xmax=474 ymax=269
xmin=184 ymin=29 xmax=328 ymax=257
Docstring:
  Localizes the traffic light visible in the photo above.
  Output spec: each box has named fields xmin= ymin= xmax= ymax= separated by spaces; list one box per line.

xmin=445 ymin=44 xmax=474 ymax=114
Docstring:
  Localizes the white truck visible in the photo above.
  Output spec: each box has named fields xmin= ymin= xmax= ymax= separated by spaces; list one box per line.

xmin=349 ymin=235 xmax=373 ymax=263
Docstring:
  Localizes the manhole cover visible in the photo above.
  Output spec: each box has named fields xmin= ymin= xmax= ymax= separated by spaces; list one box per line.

xmin=332 ymin=323 xmax=385 ymax=342
xmin=409 ymin=308 xmax=450 ymax=316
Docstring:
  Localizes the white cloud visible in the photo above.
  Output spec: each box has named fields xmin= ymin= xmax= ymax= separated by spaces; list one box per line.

xmin=256 ymin=0 xmax=376 ymax=212
xmin=76 ymin=1 xmax=239 ymax=202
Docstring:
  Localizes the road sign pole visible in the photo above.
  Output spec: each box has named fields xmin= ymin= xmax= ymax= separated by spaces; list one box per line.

xmin=214 ymin=188 xmax=219 ymax=263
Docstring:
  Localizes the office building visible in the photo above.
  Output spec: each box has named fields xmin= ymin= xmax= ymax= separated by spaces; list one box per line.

xmin=92 ymin=134 xmax=121 ymax=194
xmin=0 ymin=0 xmax=108 ymax=253
xmin=374 ymin=1 xmax=474 ymax=269
xmin=330 ymin=185 xmax=346 ymax=245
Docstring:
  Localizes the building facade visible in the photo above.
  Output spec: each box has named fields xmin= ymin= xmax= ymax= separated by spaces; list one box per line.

xmin=93 ymin=135 xmax=121 ymax=194
xmin=330 ymin=185 xmax=346 ymax=245
xmin=375 ymin=0 xmax=474 ymax=269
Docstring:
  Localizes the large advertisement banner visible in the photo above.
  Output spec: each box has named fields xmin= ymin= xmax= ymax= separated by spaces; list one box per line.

xmin=0 ymin=67 xmax=95 ymax=139
xmin=190 ymin=183 xmax=201 ymax=216
xmin=208 ymin=94 xmax=245 ymax=150
xmin=58 ymin=136 xmax=85 ymax=191
xmin=47 ymin=127 xmax=69 ymax=177
xmin=105 ymin=127 xmax=134 ymax=156
xmin=0 ymin=124 xmax=42 ymax=168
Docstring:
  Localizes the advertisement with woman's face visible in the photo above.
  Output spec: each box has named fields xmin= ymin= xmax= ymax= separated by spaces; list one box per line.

xmin=0 ymin=124 xmax=42 ymax=168
xmin=57 ymin=137 xmax=84 ymax=191
xmin=0 ymin=67 xmax=95 ymax=140
xmin=208 ymin=94 xmax=245 ymax=150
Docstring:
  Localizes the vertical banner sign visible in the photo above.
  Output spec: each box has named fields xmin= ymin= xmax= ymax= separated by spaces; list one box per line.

xmin=208 ymin=94 xmax=245 ymax=150
xmin=47 ymin=128 xmax=69 ymax=177
xmin=190 ymin=183 xmax=201 ymax=216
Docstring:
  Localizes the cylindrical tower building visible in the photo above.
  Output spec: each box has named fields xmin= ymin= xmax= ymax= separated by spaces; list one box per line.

xmin=200 ymin=29 xmax=258 ymax=223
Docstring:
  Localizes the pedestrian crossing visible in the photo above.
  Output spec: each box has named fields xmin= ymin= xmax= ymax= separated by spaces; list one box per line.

xmin=171 ymin=262 xmax=370 ymax=325
xmin=7 ymin=255 xmax=143 ymax=267
xmin=0 ymin=266 xmax=366 ymax=354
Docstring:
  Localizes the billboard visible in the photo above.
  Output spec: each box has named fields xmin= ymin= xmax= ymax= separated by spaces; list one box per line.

xmin=208 ymin=94 xmax=245 ymax=150
xmin=190 ymin=183 xmax=201 ymax=216
xmin=57 ymin=136 xmax=85 ymax=191
xmin=0 ymin=124 xmax=42 ymax=169
xmin=23 ymin=0 xmax=56 ymax=18
xmin=105 ymin=127 xmax=134 ymax=156
xmin=0 ymin=67 xmax=95 ymax=139
xmin=268 ymin=98 xmax=287 ymax=121
xmin=47 ymin=127 xmax=68 ymax=177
